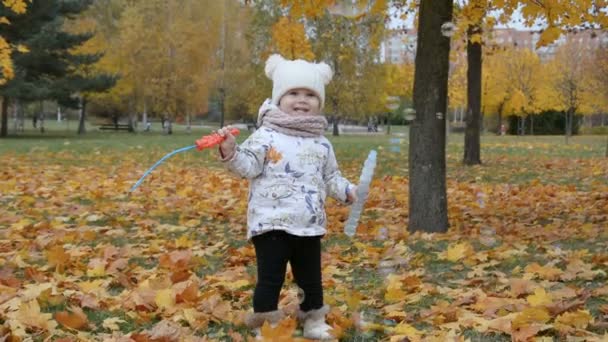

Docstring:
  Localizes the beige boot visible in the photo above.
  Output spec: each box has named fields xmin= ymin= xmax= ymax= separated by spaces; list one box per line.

xmin=298 ymin=305 xmax=333 ymax=340
xmin=245 ymin=310 xmax=284 ymax=339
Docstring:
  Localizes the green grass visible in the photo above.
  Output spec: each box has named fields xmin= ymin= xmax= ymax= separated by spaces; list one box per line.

xmin=2 ymin=122 xmax=606 ymax=182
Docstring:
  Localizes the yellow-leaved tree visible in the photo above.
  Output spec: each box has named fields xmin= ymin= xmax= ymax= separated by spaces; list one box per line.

xmin=271 ymin=16 xmax=315 ymax=61
xmin=588 ymin=47 xmax=608 ymax=155
xmin=544 ymin=38 xmax=596 ymax=143
xmin=251 ymin=0 xmax=388 ymax=133
xmin=220 ymin=0 xmax=257 ymax=124
xmin=595 ymin=47 xmax=608 ymax=156
xmin=446 ymin=0 xmax=608 ymax=164
xmin=385 ymin=61 xmax=415 ymax=122
xmin=88 ymin=0 xmax=222 ymax=132
xmin=448 ymin=51 xmax=467 ymax=127
xmin=502 ymin=48 xmax=543 ymax=135
xmin=481 ymin=48 xmax=511 ymax=132
xmin=589 ymin=47 xmax=608 ymax=115
xmin=0 ymin=0 xmax=29 ymax=85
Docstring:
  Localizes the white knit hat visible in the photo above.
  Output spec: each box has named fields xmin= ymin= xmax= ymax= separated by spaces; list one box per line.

xmin=265 ymin=54 xmax=333 ymax=108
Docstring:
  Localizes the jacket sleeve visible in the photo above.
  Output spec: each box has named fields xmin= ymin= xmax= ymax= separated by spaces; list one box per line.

xmin=222 ymin=130 xmax=268 ymax=179
xmin=323 ymin=142 xmax=354 ymax=203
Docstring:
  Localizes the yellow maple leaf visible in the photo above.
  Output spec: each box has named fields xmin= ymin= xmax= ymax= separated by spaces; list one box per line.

xmin=384 ymin=274 xmax=407 ymax=302
xmin=537 ymin=26 xmax=562 ymax=48
xmin=175 ymin=234 xmax=194 ymax=249
xmin=345 ymin=290 xmax=363 ymax=310
xmin=10 ymin=218 xmax=32 ymax=230
xmin=385 ymin=286 xmax=407 ymax=302
xmin=15 ymin=300 xmax=58 ymax=332
xmin=219 ymin=279 xmax=249 ymax=290
xmin=45 ymin=245 xmax=70 ymax=272
xmin=78 ymin=279 xmax=105 ymax=294
xmin=512 ymin=307 xmax=551 ymax=329
xmin=555 ymin=310 xmax=593 ymax=330
xmin=155 ymin=289 xmax=176 ymax=310
xmin=391 ymin=322 xmax=422 ymax=341
xmin=445 ymin=242 xmax=472 ymax=262
xmin=527 ymin=288 xmax=553 ymax=307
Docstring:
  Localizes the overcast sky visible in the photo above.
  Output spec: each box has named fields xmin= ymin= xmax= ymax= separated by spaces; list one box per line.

xmin=389 ymin=8 xmax=547 ymax=31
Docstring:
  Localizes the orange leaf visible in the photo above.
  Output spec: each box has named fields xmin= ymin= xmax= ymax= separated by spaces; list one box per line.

xmin=524 ymin=263 xmax=562 ymax=280
xmin=267 ymin=146 xmax=283 ymax=164
xmin=260 ymin=318 xmax=298 ymax=340
xmin=45 ymin=245 xmax=70 ymax=271
xmin=55 ymin=307 xmax=89 ymax=330
xmin=176 ymin=282 xmax=199 ymax=303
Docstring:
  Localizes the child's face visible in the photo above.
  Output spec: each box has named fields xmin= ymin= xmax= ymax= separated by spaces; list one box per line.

xmin=278 ymin=88 xmax=321 ymax=116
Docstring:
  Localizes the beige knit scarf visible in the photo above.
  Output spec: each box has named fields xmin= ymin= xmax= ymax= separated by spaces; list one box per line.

xmin=258 ymin=106 xmax=328 ymax=137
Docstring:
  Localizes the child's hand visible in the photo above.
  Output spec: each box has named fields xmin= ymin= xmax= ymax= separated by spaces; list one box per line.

xmin=217 ymin=126 xmax=237 ymax=160
xmin=346 ymin=185 xmax=358 ymax=204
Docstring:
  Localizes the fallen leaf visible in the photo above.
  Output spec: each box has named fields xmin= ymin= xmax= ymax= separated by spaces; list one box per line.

xmin=55 ymin=307 xmax=89 ymax=330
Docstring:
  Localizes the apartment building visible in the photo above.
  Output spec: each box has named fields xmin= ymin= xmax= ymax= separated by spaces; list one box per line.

xmin=382 ymin=28 xmax=608 ymax=64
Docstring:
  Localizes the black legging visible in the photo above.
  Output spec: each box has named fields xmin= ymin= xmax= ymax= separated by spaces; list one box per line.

xmin=251 ymin=230 xmax=323 ymax=313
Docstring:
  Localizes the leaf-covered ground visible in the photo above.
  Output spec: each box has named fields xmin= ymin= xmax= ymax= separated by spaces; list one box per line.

xmin=1 ymin=133 xmax=607 ymax=341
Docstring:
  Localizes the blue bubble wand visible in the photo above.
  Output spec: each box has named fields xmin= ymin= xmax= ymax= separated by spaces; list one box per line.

xmin=129 ymin=128 xmax=240 ymax=192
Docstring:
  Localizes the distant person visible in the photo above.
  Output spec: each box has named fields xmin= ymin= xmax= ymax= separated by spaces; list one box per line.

xmin=216 ymin=54 xmax=357 ymax=340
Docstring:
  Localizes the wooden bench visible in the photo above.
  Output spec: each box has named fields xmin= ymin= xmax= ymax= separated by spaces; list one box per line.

xmin=98 ymin=124 xmax=133 ymax=132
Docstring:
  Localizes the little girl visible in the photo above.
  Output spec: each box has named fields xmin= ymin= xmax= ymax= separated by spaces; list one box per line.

xmin=217 ymin=54 xmax=356 ymax=340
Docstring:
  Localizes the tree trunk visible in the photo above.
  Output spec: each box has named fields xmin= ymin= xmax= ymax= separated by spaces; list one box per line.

xmin=128 ymin=114 xmax=135 ymax=132
xmin=186 ymin=113 xmax=191 ymax=134
xmin=565 ymin=109 xmax=573 ymax=144
xmin=497 ymin=111 xmax=503 ymax=135
xmin=15 ymin=100 xmax=25 ymax=133
xmin=143 ymin=102 xmax=148 ymax=131
xmin=15 ymin=100 xmax=23 ymax=133
xmin=518 ymin=116 xmax=526 ymax=136
xmin=39 ymin=101 xmax=44 ymax=133
xmin=332 ymin=115 xmax=340 ymax=136
xmin=1 ymin=97 xmax=9 ymax=137
xmin=530 ymin=115 xmax=534 ymax=135
xmin=408 ymin=0 xmax=453 ymax=233
xmin=78 ymin=97 xmax=87 ymax=135
xmin=605 ymin=137 xmax=607 ymax=157
xmin=164 ymin=117 xmax=173 ymax=135
xmin=219 ymin=87 xmax=225 ymax=128
xmin=464 ymin=26 xmax=482 ymax=165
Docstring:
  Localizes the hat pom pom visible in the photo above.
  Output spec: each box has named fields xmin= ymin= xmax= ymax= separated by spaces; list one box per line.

xmin=316 ymin=62 xmax=333 ymax=84
xmin=265 ymin=54 xmax=284 ymax=80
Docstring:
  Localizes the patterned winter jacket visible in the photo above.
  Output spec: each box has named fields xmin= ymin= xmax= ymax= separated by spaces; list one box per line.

xmin=222 ymin=127 xmax=353 ymax=239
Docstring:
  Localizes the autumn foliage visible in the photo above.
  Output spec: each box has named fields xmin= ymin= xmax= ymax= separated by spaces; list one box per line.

xmin=1 ymin=135 xmax=607 ymax=340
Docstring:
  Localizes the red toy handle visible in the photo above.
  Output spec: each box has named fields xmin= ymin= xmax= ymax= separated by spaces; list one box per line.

xmin=195 ymin=128 xmax=240 ymax=151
